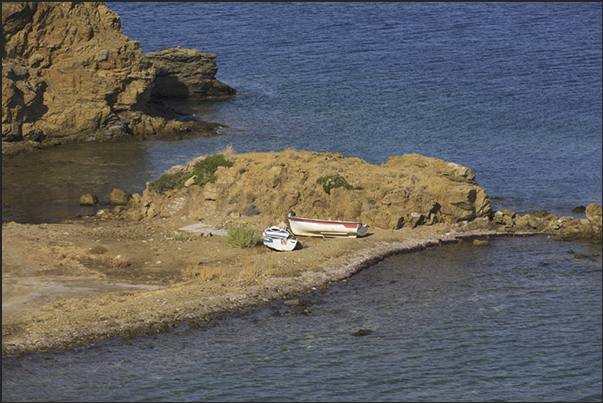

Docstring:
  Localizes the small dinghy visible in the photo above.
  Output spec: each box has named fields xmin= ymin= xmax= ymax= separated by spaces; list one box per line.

xmin=262 ymin=226 xmax=299 ymax=251
xmin=287 ymin=213 xmax=369 ymax=238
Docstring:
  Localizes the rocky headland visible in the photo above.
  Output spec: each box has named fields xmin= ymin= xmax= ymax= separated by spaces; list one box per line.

xmin=94 ymin=149 xmax=602 ymax=241
xmin=2 ymin=2 xmax=235 ymax=157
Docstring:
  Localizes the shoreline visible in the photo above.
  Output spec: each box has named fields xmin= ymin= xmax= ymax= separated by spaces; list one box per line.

xmin=2 ymin=214 xmax=543 ymax=357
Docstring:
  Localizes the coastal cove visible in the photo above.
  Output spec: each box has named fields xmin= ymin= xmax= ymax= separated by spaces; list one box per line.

xmin=2 ymin=147 xmax=601 ymax=356
xmin=2 ymin=2 xmax=602 ymax=402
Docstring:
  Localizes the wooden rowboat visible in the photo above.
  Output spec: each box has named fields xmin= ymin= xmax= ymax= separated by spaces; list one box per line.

xmin=287 ymin=213 xmax=369 ymax=238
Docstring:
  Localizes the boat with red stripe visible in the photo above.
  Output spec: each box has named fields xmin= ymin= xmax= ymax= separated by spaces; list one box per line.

xmin=287 ymin=212 xmax=369 ymax=238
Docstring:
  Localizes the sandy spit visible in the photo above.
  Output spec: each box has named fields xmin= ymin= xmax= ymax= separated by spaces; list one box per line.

xmin=2 ymin=216 xmax=540 ymax=357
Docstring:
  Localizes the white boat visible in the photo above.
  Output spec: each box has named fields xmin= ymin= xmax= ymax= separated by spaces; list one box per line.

xmin=287 ymin=213 xmax=369 ymax=238
xmin=262 ymin=226 xmax=299 ymax=251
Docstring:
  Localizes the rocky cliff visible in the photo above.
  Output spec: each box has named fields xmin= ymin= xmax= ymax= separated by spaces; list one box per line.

xmin=2 ymin=2 xmax=235 ymax=155
xmin=115 ymin=150 xmax=493 ymax=230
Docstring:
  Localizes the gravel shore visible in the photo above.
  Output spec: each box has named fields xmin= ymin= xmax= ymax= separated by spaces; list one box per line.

xmin=2 ymin=215 xmax=535 ymax=356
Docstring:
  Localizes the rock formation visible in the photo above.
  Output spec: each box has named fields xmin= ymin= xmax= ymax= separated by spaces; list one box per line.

xmin=116 ymin=150 xmax=493 ymax=230
xmin=103 ymin=149 xmax=601 ymax=240
xmin=2 ymin=2 xmax=235 ymax=156
xmin=146 ymin=47 xmax=236 ymax=100
xmin=491 ymin=203 xmax=602 ymax=240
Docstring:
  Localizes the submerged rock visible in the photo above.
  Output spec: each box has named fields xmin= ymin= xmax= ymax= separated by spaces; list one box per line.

xmin=351 ymin=329 xmax=372 ymax=336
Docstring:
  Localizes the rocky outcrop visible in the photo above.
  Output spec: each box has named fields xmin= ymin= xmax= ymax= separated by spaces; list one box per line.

xmin=105 ymin=150 xmax=601 ymax=240
xmin=116 ymin=150 xmax=493 ymax=230
xmin=585 ymin=203 xmax=602 ymax=235
xmin=2 ymin=2 xmax=153 ymax=142
xmin=146 ymin=47 xmax=236 ymax=100
xmin=492 ymin=203 xmax=602 ymax=240
xmin=2 ymin=2 xmax=235 ymax=156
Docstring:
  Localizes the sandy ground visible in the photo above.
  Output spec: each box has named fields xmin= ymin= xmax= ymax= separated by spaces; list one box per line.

xmin=2 ymin=214 xmax=521 ymax=356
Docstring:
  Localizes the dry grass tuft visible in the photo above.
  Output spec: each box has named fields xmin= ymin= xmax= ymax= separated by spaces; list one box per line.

xmin=172 ymin=231 xmax=193 ymax=241
xmin=183 ymin=259 xmax=227 ymax=283
xmin=219 ymin=145 xmax=235 ymax=159
xmin=88 ymin=245 xmax=107 ymax=254
xmin=233 ymin=254 xmax=255 ymax=267
xmin=182 ymin=258 xmax=203 ymax=279
xmin=196 ymin=266 xmax=227 ymax=283
xmin=236 ymin=265 xmax=265 ymax=286
xmin=101 ymin=255 xmax=130 ymax=268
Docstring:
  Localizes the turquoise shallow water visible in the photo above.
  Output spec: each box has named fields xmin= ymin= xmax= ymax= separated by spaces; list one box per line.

xmin=2 ymin=3 xmax=601 ymax=401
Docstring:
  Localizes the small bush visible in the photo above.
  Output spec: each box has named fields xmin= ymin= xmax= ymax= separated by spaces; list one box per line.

xmin=191 ymin=154 xmax=234 ymax=186
xmin=316 ymin=174 xmax=361 ymax=194
xmin=173 ymin=173 xmax=194 ymax=189
xmin=225 ymin=224 xmax=262 ymax=248
xmin=147 ymin=154 xmax=233 ymax=193
xmin=148 ymin=171 xmax=190 ymax=193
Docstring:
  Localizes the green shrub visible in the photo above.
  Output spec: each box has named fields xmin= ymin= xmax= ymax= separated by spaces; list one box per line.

xmin=148 ymin=171 xmax=191 ymax=193
xmin=147 ymin=154 xmax=233 ymax=193
xmin=316 ymin=174 xmax=361 ymax=194
xmin=191 ymin=154 xmax=234 ymax=186
xmin=173 ymin=173 xmax=194 ymax=189
xmin=225 ymin=224 xmax=262 ymax=248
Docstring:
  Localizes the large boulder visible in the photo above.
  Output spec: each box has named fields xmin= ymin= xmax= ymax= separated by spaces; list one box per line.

xmin=110 ymin=188 xmax=132 ymax=205
xmin=79 ymin=194 xmax=99 ymax=206
xmin=146 ymin=47 xmax=236 ymax=100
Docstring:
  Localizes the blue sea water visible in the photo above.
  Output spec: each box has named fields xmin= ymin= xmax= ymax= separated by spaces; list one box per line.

xmin=111 ymin=1 xmax=601 ymax=216
xmin=3 ymin=237 xmax=601 ymax=402
xmin=2 ymin=2 xmax=601 ymax=401
xmin=3 ymin=2 xmax=601 ymax=222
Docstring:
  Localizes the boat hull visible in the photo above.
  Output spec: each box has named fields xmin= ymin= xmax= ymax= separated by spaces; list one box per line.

xmin=262 ymin=227 xmax=299 ymax=251
xmin=287 ymin=214 xmax=369 ymax=238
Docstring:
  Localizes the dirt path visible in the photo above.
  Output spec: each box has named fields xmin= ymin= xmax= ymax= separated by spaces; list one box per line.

xmin=2 ymin=215 xmax=518 ymax=356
